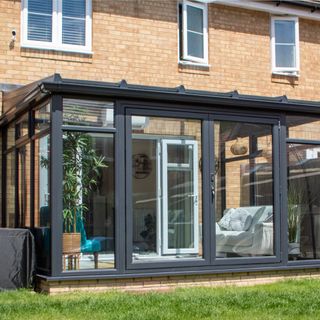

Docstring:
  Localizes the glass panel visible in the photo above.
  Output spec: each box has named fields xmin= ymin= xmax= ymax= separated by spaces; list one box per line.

xmin=275 ymin=44 xmax=295 ymax=68
xmin=287 ymin=115 xmax=320 ymax=141
xmin=167 ymin=170 xmax=194 ymax=250
xmin=131 ymin=116 xmax=202 ymax=262
xmin=17 ymin=144 xmax=31 ymax=227
xmin=6 ymin=152 xmax=15 ymax=228
xmin=62 ymin=0 xmax=86 ymax=46
xmin=287 ymin=143 xmax=320 ymax=260
xmin=62 ymin=132 xmax=115 ymax=271
xmin=275 ymin=20 xmax=295 ymax=44
xmin=63 ymin=99 xmax=114 ymax=128
xmin=7 ymin=123 xmax=15 ymax=149
xmin=187 ymin=32 xmax=204 ymax=59
xmin=16 ymin=113 xmax=29 ymax=140
xmin=215 ymin=121 xmax=274 ymax=258
xmin=0 ymin=137 xmax=2 ymax=227
xmin=34 ymin=135 xmax=51 ymax=270
xmin=34 ymin=104 xmax=50 ymax=133
xmin=167 ymin=144 xmax=191 ymax=164
xmin=187 ymin=6 xmax=203 ymax=33
xmin=28 ymin=0 xmax=52 ymax=42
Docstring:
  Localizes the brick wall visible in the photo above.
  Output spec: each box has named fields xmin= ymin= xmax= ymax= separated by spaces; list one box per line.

xmin=36 ymin=268 xmax=320 ymax=294
xmin=1 ymin=0 xmax=320 ymax=105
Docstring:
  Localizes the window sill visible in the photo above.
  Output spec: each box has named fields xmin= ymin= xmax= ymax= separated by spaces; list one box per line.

xmin=21 ymin=44 xmax=93 ymax=55
xmin=272 ymin=71 xmax=299 ymax=78
xmin=179 ymin=60 xmax=210 ymax=68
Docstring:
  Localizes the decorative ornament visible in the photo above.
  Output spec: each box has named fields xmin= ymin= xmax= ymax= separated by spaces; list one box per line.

xmin=230 ymin=138 xmax=248 ymax=156
xmin=132 ymin=154 xmax=151 ymax=179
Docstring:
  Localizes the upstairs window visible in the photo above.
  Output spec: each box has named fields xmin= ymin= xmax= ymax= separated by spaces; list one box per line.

xmin=21 ymin=0 xmax=92 ymax=53
xmin=179 ymin=0 xmax=208 ymax=65
xmin=271 ymin=17 xmax=299 ymax=75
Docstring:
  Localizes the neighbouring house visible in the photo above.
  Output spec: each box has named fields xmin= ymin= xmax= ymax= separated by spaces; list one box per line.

xmin=1 ymin=0 xmax=320 ymax=293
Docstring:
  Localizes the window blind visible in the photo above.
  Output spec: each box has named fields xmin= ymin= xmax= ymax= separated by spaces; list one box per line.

xmin=27 ymin=0 xmax=52 ymax=42
xmin=62 ymin=0 xmax=86 ymax=46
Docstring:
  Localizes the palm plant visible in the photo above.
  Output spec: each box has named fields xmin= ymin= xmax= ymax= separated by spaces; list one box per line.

xmin=287 ymin=182 xmax=304 ymax=243
xmin=63 ymin=131 xmax=106 ymax=233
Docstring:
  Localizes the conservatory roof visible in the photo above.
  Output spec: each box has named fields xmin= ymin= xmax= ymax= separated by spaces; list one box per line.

xmin=2 ymin=74 xmax=320 ymax=122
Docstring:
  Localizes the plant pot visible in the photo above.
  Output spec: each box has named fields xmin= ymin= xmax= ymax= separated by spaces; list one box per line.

xmin=288 ymin=242 xmax=300 ymax=255
xmin=63 ymin=232 xmax=81 ymax=254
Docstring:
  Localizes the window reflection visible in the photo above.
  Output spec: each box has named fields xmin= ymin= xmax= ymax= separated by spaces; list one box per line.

xmin=131 ymin=116 xmax=203 ymax=262
xmin=288 ymin=144 xmax=320 ymax=260
xmin=215 ymin=121 xmax=274 ymax=258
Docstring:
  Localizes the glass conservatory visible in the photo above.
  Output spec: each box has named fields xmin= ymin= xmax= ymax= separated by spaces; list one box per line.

xmin=1 ymin=74 xmax=320 ymax=280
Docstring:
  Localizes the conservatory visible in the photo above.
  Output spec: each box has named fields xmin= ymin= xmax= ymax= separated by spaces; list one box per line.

xmin=1 ymin=74 xmax=320 ymax=283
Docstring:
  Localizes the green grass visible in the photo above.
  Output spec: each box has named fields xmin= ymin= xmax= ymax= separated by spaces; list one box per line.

xmin=1 ymin=279 xmax=320 ymax=320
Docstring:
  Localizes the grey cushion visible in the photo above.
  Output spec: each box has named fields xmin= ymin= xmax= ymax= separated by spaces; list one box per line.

xmin=229 ymin=208 xmax=253 ymax=231
xmin=221 ymin=231 xmax=253 ymax=247
xmin=217 ymin=208 xmax=235 ymax=230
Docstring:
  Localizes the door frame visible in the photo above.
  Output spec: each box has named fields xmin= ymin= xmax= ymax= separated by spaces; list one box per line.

xmin=162 ymin=139 xmax=199 ymax=255
xmin=209 ymin=113 xmax=281 ymax=265
xmin=125 ymin=106 xmax=282 ymax=270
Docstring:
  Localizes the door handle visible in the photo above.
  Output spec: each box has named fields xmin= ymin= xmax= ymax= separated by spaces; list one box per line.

xmin=210 ymin=173 xmax=215 ymax=199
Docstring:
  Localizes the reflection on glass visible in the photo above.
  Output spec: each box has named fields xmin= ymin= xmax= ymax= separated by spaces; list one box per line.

xmin=288 ymin=144 xmax=320 ymax=260
xmin=63 ymin=99 xmax=114 ymax=128
xmin=34 ymin=135 xmax=51 ymax=271
xmin=18 ymin=144 xmax=31 ymax=227
xmin=215 ymin=121 xmax=274 ymax=258
xmin=6 ymin=152 xmax=15 ymax=228
xmin=16 ymin=114 xmax=29 ymax=140
xmin=275 ymin=20 xmax=296 ymax=68
xmin=34 ymin=104 xmax=50 ymax=133
xmin=287 ymin=115 xmax=320 ymax=141
xmin=131 ymin=116 xmax=202 ymax=262
xmin=62 ymin=132 xmax=115 ymax=271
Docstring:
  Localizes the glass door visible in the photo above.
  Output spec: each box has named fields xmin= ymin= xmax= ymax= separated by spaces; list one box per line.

xmin=162 ymin=139 xmax=199 ymax=255
xmin=213 ymin=119 xmax=278 ymax=260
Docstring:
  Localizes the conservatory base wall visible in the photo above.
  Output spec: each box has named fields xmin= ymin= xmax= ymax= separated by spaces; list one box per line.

xmin=35 ymin=268 xmax=320 ymax=294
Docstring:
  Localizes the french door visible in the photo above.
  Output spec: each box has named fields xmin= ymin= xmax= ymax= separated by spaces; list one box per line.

xmin=162 ymin=139 xmax=199 ymax=255
xmin=126 ymin=108 xmax=281 ymax=268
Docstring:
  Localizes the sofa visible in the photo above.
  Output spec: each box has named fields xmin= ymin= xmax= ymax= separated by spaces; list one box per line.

xmin=216 ymin=206 xmax=273 ymax=257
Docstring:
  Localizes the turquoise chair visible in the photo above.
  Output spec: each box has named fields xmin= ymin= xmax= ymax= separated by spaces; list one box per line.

xmin=41 ymin=207 xmax=103 ymax=268
xmin=76 ymin=213 xmax=102 ymax=268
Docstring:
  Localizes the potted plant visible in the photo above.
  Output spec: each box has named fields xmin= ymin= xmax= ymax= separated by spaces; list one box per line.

xmin=62 ymin=131 xmax=106 ymax=255
xmin=287 ymin=182 xmax=303 ymax=255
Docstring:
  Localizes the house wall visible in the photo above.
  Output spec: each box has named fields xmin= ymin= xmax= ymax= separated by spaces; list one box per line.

xmin=1 ymin=0 xmax=320 ymax=111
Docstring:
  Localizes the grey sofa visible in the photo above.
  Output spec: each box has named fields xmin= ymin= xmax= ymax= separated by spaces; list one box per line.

xmin=216 ymin=206 xmax=273 ymax=257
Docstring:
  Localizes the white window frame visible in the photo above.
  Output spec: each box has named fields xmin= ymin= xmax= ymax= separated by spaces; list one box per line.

xmin=271 ymin=16 xmax=299 ymax=75
xmin=181 ymin=0 xmax=208 ymax=65
xmin=21 ymin=0 xmax=92 ymax=54
xmin=161 ymin=139 xmax=199 ymax=255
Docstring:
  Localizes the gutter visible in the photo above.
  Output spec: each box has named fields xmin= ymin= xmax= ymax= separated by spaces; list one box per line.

xmin=199 ymin=0 xmax=320 ymax=21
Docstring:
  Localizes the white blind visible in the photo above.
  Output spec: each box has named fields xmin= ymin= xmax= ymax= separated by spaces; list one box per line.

xmin=62 ymin=0 xmax=86 ymax=46
xmin=27 ymin=0 xmax=52 ymax=42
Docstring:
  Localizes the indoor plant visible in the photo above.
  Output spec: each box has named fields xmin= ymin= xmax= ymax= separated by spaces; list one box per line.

xmin=287 ymin=182 xmax=303 ymax=255
xmin=62 ymin=131 xmax=106 ymax=254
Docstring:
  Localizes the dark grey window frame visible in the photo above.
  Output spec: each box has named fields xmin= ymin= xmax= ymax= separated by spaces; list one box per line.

xmin=6 ymin=76 xmax=320 ymax=280
xmin=124 ymin=105 xmax=282 ymax=271
xmin=285 ymin=114 xmax=320 ymax=267
xmin=125 ymin=107 xmax=211 ymax=270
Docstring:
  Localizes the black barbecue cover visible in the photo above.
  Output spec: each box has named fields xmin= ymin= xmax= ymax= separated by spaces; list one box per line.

xmin=0 ymin=228 xmax=36 ymax=290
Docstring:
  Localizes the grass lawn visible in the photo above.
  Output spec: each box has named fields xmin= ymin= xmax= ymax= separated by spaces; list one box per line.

xmin=1 ymin=279 xmax=320 ymax=320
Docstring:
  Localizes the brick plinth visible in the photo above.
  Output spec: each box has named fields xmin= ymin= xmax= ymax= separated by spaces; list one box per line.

xmin=36 ymin=268 xmax=320 ymax=294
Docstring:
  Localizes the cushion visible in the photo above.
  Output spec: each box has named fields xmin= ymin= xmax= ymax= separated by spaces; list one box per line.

xmin=222 ymin=231 xmax=254 ymax=247
xmin=229 ymin=208 xmax=253 ymax=231
xmin=217 ymin=208 xmax=236 ymax=230
xmin=218 ymin=208 xmax=252 ymax=231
